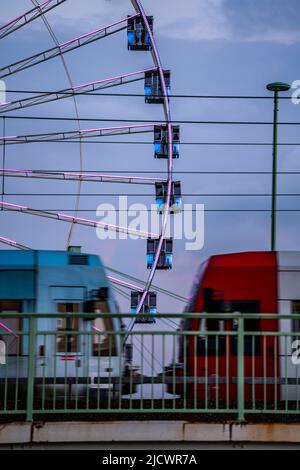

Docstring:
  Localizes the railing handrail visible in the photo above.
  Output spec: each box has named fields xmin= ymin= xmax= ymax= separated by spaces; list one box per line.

xmin=1 ymin=312 xmax=300 ymax=319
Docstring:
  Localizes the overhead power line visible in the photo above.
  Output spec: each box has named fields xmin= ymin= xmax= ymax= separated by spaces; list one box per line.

xmin=1 ymin=115 xmax=299 ymax=125
xmin=4 ymin=89 xmax=294 ymax=100
xmin=4 ymin=193 xmax=300 ymax=197
xmin=0 ymin=137 xmax=300 ymax=146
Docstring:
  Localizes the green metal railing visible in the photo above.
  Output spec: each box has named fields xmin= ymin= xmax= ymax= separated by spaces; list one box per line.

xmin=0 ymin=313 xmax=300 ymax=422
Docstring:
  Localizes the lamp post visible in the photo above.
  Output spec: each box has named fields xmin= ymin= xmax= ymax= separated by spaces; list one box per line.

xmin=266 ymin=82 xmax=291 ymax=251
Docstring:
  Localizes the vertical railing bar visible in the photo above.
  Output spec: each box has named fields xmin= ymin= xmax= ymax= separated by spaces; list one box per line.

xmin=252 ymin=335 xmax=255 ymax=411
xmin=296 ymin=334 xmax=299 ymax=411
xmin=41 ymin=333 xmax=46 ymax=411
xmin=26 ymin=316 xmax=36 ymax=421
xmin=108 ymin=333 xmax=112 ymax=410
xmin=53 ymin=332 xmax=57 ymax=411
xmin=151 ymin=334 xmax=155 ymax=410
xmin=64 ymin=332 xmax=68 ymax=410
xmin=85 ymin=331 xmax=89 ymax=411
xmin=216 ymin=334 xmax=219 ymax=410
xmin=205 ymin=336 xmax=208 ymax=409
xmin=85 ymin=331 xmax=90 ymax=411
xmin=14 ymin=333 xmax=20 ymax=411
xmin=183 ymin=334 xmax=187 ymax=411
xmin=4 ymin=344 xmax=8 ymax=412
xmin=75 ymin=330 xmax=79 ymax=410
xmin=285 ymin=336 xmax=288 ymax=411
xmin=118 ymin=331 xmax=123 ymax=411
xmin=141 ymin=333 xmax=144 ymax=409
xmin=226 ymin=331 xmax=229 ymax=411
xmin=193 ymin=335 xmax=197 ymax=410
xmin=237 ymin=316 xmax=245 ymax=422
xmin=274 ymin=334 xmax=278 ymax=410
xmin=263 ymin=335 xmax=267 ymax=410
xmin=129 ymin=334 xmax=133 ymax=411
xmin=96 ymin=331 xmax=100 ymax=410
xmin=162 ymin=333 xmax=165 ymax=409
xmin=172 ymin=333 xmax=176 ymax=409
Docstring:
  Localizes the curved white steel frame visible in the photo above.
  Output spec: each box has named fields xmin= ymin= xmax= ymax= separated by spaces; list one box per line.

xmin=0 ymin=15 xmax=138 ymax=79
xmin=0 ymin=123 xmax=161 ymax=145
xmin=0 ymin=0 xmax=66 ymax=40
xmin=0 ymin=169 xmax=165 ymax=185
xmin=0 ymin=68 xmax=155 ymax=114
xmin=0 ymin=202 xmax=158 ymax=239
xmin=128 ymin=0 xmax=174 ymax=325
xmin=0 ymin=236 xmax=30 ymax=251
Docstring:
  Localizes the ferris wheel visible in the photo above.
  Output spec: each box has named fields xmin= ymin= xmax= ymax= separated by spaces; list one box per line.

xmin=0 ymin=0 xmax=183 ymax=329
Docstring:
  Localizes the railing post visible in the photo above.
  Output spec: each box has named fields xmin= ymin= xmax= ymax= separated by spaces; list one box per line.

xmin=26 ymin=315 xmax=36 ymax=422
xmin=237 ymin=315 xmax=245 ymax=422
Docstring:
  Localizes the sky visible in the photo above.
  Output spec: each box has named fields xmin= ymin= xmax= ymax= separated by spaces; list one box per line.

xmin=0 ymin=0 xmax=300 ymax=314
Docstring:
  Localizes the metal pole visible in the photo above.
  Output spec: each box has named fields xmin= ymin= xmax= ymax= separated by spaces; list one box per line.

xmin=267 ymin=82 xmax=291 ymax=251
xmin=271 ymin=91 xmax=279 ymax=252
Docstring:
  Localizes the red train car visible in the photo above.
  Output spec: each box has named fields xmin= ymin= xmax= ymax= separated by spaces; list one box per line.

xmin=169 ymin=251 xmax=300 ymax=404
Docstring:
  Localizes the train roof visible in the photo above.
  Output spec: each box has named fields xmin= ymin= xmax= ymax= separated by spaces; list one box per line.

xmin=206 ymin=251 xmax=300 ymax=268
xmin=0 ymin=249 xmax=104 ymax=268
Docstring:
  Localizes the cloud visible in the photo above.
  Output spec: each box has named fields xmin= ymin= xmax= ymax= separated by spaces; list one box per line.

xmin=60 ymin=0 xmax=300 ymax=45
xmin=156 ymin=0 xmax=300 ymax=45
xmin=2 ymin=0 xmax=299 ymax=45
xmin=224 ymin=0 xmax=300 ymax=45
xmin=154 ymin=0 xmax=229 ymax=41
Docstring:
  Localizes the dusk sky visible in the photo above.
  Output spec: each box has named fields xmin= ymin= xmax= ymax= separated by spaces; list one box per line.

xmin=0 ymin=0 xmax=300 ymax=313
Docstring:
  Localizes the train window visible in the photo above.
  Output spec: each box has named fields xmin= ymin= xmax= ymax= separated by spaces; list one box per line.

xmin=292 ymin=301 xmax=300 ymax=341
xmin=197 ymin=318 xmax=226 ymax=356
xmin=154 ymin=125 xmax=180 ymax=159
xmin=0 ymin=301 xmax=21 ymax=356
xmin=127 ymin=16 xmax=153 ymax=51
xmin=231 ymin=300 xmax=260 ymax=356
xmin=56 ymin=303 xmax=79 ymax=353
xmin=92 ymin=317 xmax=117 ymax=356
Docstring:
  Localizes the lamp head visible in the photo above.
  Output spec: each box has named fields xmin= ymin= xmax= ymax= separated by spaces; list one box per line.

xmin=267 ymin=82 xmax=291 ymax=93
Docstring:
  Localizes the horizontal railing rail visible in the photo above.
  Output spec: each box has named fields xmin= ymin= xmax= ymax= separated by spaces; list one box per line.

xmin=0 ymin=313 xmax=300 ymax=422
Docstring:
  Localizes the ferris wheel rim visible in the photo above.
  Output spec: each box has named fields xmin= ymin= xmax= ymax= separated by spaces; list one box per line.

xmin=128 ymin=0 xmax=174 ymax=324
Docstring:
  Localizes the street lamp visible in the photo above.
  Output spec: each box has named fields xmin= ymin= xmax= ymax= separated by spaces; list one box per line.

xmin=266 ymin=82 xmax=291 ymax=251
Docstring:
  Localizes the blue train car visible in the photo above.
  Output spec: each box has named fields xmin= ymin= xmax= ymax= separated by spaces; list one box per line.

xmin=0 ymin=249 xmax=128 ymax=399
